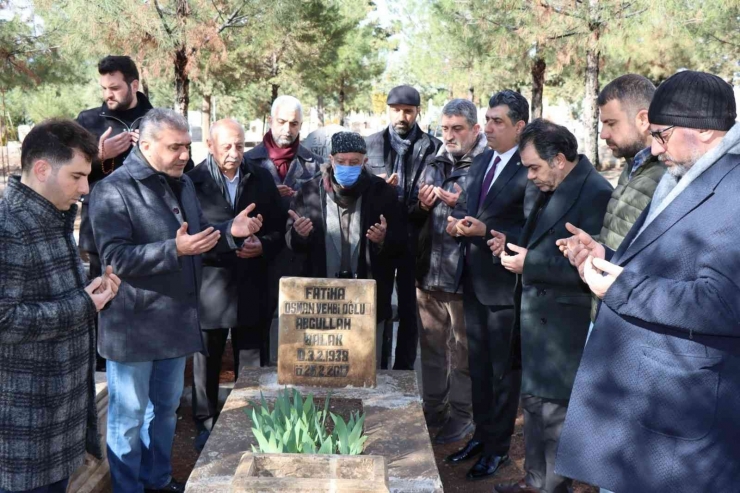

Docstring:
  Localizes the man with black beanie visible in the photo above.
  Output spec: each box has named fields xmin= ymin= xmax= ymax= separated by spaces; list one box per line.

xmin=556 ymin=70 xmax=740 ymax=493
xmin=365 ymin=85 xmax=442 ymax=369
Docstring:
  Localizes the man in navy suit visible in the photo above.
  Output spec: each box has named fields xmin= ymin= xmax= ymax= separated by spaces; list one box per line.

xmin=555 ymin=71 xmax=740 ymax=493
xmin=443 ymin=91 xmax=538 ymax=481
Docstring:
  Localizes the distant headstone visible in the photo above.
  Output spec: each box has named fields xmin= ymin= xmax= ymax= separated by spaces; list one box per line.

xmin=302 ymin=125 xmax=346 ymax=160
xmin=278 ymin=277 xmax=376 ymax=388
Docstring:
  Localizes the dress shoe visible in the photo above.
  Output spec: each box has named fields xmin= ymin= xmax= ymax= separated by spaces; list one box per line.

xmin=434 ymin=418 xmax=475 ymax=444
xmin=445 ymin=439 xmax=484 ymax=463
xmin=145 ymin=480 xmax=185 ymax=493
xmin=194 ymin=429 xmax=210 ymax=452
xmin=466 ymin=453 xmax=509 ymax=481
xmin=494 ymin=479 xmax=539 ymax=493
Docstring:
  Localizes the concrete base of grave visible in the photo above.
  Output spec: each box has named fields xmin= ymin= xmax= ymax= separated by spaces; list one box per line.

xmin=231 ymin=453 xmax=389 ymax=493
xmin=67 ymin=372 xmax=111 ymax=493
xmin=185 ymin=368 xmax=443 ymax=493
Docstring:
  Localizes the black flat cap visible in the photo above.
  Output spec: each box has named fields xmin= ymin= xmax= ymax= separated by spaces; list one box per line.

xmin=331 ymin=131 xmax=367 ymax=155
xmin=387 ymin=85 xmax=421 ymax=106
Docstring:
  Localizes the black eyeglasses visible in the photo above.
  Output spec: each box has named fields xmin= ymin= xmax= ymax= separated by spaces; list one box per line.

xmin=650 ymin=125 xmax=676 ymax=145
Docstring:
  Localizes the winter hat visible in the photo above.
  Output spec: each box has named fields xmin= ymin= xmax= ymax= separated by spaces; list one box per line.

xmin=649 ymin=70 xmax=736 ymax=131
xmin=330 ymin=132 xmax=367 ymax=155
xmin=387 ymin=85 xmax=421 ymax=106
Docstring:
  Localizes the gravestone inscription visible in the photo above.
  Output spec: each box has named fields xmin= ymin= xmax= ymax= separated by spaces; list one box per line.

xmin=278 ymin=277 xmax=376 ymax=388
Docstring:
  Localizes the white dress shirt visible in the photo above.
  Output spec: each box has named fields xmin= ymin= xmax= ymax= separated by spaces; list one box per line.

xmin=223 ymin=169 xmax=240 ymax=206
xmin=483 ymin=145 xmax=519 ymax=194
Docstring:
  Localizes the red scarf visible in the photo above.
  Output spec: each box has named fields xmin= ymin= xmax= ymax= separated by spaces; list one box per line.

xmin=263 ymin=131 xmax=299 ymax=181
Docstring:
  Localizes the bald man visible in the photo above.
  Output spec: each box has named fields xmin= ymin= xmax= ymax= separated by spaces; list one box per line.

xmin=187 ymin=119 xmax=286 ymax=451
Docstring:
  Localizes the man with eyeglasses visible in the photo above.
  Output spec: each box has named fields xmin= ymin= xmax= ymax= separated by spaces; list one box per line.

xmin=555 ymin=71 xmax=740 ymax=492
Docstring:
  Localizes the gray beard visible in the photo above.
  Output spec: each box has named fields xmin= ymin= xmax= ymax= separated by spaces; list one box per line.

xmin=666 ymin=164 xmax=690 ymax=179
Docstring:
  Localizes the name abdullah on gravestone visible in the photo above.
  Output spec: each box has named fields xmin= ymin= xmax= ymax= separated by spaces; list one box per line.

xmin=278 ymin=277 xmax=377 ymax=388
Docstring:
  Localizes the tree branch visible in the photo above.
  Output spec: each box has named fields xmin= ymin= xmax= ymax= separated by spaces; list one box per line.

xmin=217 ymin=0 xmax=251 ymax=33
xmin=548 ymin=30 xmax=588 ymax=40
xmin=708 ymin=33 xmax=740 ymax=49
xmin=153 ymin=0 xmax=175 ymax=39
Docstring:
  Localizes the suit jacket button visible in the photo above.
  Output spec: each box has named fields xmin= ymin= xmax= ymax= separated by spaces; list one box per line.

xmin=540 ymin=317 xmax=547 ymax=325
xmin=173 ymin=207 xmax=180 ymax=214
xmin=549 ymin=228 xmax=554 ymax=234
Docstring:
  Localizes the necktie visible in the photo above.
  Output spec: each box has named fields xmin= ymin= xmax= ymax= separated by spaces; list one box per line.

xmin=479 ymin=155 xmax=501 ymax=206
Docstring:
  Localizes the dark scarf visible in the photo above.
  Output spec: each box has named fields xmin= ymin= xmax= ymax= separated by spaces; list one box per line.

xmin=205 ymin=153 xmax=235 ymax=206
xmin=323 ymin=167 xmax=372 ymax=209
xmin=263 ymin=131 xmax=299 ymax=181
xmin=388 ymin=123 xmax=420 ymax=197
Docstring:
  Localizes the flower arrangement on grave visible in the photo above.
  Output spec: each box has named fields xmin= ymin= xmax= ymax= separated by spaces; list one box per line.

xmin=246 ymin=387 xmax=367 ymax=455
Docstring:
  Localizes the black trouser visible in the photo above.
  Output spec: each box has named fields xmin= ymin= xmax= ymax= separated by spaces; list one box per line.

xmin=392 ymin=245 xmax=419 ymax=370
xmin=191 ymin=327 xmax=261 ymax=431
xmin=86 ymin=252 xmax=106 ymax=371
xmin=463 ymin=293 xmax=521 ymax=456
xmin=521 ymin=394 xmax=572 ymax=493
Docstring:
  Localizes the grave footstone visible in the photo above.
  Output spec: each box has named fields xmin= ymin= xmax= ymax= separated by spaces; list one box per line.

xmin=278 ymin=277 xmax=376 ymax=388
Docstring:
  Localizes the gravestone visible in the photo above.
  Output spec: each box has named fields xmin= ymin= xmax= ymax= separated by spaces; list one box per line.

xmin=278 ymin=277 xmax=376 ymax=388
xmin=302 ymin=125 xmax=346 ymax=160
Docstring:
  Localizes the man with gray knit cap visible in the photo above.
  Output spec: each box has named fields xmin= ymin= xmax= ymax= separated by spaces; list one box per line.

xmin=555 ymin=70 xmax=740 ymax=493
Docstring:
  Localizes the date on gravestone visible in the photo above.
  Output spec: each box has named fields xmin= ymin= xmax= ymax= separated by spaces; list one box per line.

xmin=278 ymin=277 xmax=377 ymax=388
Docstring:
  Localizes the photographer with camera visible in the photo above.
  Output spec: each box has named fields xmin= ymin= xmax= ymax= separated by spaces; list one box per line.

xmin=286 ymin=132 xmax=404 ymax=367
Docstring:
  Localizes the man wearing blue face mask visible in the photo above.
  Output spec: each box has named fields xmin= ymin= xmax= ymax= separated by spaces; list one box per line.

xmin=286 ymin=131 xmax=404 ymax=367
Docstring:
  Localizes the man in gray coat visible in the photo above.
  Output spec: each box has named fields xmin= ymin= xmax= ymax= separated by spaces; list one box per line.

xmin=0 ymin=120 xmax=119 ymax=493
xmin=90 ymin=109 xmax=263 ymax=493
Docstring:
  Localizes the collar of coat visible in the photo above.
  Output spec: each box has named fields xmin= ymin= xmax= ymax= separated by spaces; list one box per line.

xmin=525 ymin=155 xmax=597 ymax=247
xmin=98 ymin=91 xmax=154 ymax=129
xmin=246 ymin=142 xmax=316 ymax=162
xmin=5 ymin=176 xmax=77 ymax=231
xmin=433 ymin=131 xmax=488 ymax=168
xmin=124 ymin=146 xmax=174 ymax=181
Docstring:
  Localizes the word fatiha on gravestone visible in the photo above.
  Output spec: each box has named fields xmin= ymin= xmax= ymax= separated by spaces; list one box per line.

xmin=278 ymin=277 xmax=377 ymax=388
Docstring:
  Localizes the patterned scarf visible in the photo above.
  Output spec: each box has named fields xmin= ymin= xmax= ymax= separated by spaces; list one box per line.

xmin=388 ymin=123 xmax=419 ymax=197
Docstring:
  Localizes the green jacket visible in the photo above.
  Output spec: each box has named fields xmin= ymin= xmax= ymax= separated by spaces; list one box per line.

xmin=591 ymin=153 xmax=666 ymax=320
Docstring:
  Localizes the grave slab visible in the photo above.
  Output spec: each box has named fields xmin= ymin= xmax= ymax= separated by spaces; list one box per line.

xmin=186 ymin=368 xmax=442 ymax=493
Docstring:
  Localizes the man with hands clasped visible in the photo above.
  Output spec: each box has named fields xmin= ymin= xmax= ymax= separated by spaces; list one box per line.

xmin=365 ymin=85 xmax=442 ymax=370
xmin=442 ymin=91 xmax=537 ymax=482
xmin=90 ymin=109 xmax=262 ymax=493
xmin=491 ymin=119 xmax=612 ymax=493
xmin=0 ymin=120 xmax=121 ymax=493
xmin=286 ymin=132 xmax=403 ymax=367
xmin=556 ymin=71 xmax=740 ymax=493
xmin=413 ymin=98 xmax=487 ymax=448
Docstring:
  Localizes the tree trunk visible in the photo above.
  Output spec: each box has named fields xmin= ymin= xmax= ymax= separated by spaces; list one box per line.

xmin=531 ymin=56 xmax=546 ymax=120
xmin=317 ymin=95 xmax=325 ymax=127
xmin=141 ymin=77 xmax=149 ymax=98
xmin=174 ymin=45 xmax=189 ymax=116
xmin=201 ymin=93 xmax=211 ymax=143
xmin=468 ymin=86 xmax=474 ymax=102
xmin=583 ymin=0 xmax=601 ymax=169
xmin=269 ymin=51 xmax=280 ymax=106
xmin=339 ymin=79 xmax=346 ymax=127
